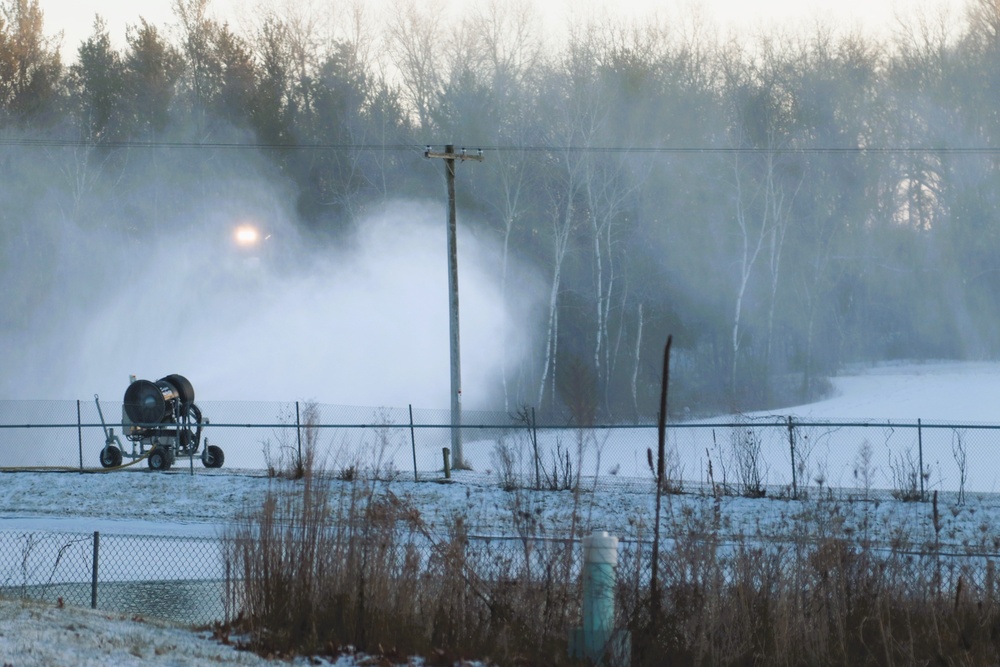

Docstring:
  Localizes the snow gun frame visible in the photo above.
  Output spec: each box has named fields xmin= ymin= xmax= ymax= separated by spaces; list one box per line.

xmin=96 ymin=374 xmax=224 ymax=471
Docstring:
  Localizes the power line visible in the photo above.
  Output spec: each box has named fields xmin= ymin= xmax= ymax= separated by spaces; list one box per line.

xmin=1 ymin=137 xmax=1000 ymax=154
xmin=0 ymin=138 xmax=421 ymax=151
xmin=492 ymin=146 xmax=1000 ymax=155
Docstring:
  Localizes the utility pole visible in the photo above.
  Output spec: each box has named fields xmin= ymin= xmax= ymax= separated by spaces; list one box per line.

xmin=425 ymin=144 xmax=483 ymax=469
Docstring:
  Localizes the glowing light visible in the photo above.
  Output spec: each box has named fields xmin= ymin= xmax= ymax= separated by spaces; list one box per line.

xmin=234 ymin=224 xmax=260 ymax=246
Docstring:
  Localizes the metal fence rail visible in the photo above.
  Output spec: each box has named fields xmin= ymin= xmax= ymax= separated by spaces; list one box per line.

xmin=1 ymin=400 xmax=999 ymax=497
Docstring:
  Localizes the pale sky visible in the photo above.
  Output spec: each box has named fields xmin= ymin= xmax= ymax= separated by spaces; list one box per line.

xmin=40 ymin=0 xmax=960 ymax=62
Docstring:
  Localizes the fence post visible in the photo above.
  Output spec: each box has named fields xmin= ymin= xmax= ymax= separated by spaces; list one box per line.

xmin=443 ymin=447 xmax=451 ymax=479
xmin=409 ymin=404 xmax=418 ymax=482
xmin=532 ymin=407 xmax=540 ymax=490
xmin=91 ymin=531 xmax=100 ymax=609
xmin=787 ymin=416 xmax=797 ymax=500
xmin=77 ymin=400 xmax=84 ymax=472
xmin=295 ymin=401 xmax=303 ymax=471
xmin=918 ymin=418 xmax=925 ymax=502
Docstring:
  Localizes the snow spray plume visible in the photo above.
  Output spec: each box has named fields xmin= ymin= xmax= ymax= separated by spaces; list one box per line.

xmin=0 ymin=130 xmax=543 ymax=471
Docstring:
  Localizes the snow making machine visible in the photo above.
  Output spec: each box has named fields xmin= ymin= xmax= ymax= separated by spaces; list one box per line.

xmin=97 ymin=374 xmax=224 ymax=471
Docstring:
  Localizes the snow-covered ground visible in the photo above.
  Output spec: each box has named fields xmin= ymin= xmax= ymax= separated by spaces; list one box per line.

xmin=0 ymin=597 xmax=335 ymax=666
xmin=5 ymin=360 xmax=1000 ymax=665
xmin=770 ymin=360 xmax=1000 ymax=422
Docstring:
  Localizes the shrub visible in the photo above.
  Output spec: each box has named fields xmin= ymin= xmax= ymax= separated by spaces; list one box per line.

xmin=223 ymin=467 xmax=583 ymax=664
xmin=730 ymin=421 xmax=767 ymax=498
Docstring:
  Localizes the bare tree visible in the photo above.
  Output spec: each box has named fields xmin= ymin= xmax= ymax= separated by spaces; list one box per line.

xmin=535 ymin=151 xmax=580 ymax=411
xmin=385 ymin=0 xmax=443 ymax=131
xmin=966 ymin=0 xmax=1000 ymax=43
xmin=468 ymin=0 xmax=544 ymax=409
xmin=531 ymin=23 xmax=609 ymax=412
xmin=719 ymin=40 xmax=803 ymax=407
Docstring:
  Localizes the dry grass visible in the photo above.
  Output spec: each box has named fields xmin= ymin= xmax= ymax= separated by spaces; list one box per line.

xmin=622 ymin=492 xmax=1000 ymax=667
xmin=222 ymin=461 xmax=584 ymax=665
xmin=224 ymin=460 xmax=1000 ymax=666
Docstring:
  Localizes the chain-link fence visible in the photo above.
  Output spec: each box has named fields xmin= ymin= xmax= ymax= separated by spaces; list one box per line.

xmin=3 ymin=522 xmax=1000 ymax=640
xmin=0 ymin=529 xmax=593 ymax=628
xmin=1 ymin=399 xmax=997 ymax=498
xmin=0 ymin=531 xmax=226 ymax=625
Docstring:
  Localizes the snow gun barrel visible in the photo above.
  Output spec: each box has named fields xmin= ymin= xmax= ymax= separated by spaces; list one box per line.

xmin=122 ymin=374 xmax=195 ymax=424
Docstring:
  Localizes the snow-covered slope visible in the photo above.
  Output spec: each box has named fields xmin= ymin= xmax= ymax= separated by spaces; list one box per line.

xmin=769 ymin=361 xmax=1000 ymax=422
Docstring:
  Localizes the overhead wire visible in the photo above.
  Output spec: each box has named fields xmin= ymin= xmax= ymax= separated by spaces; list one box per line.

xmin=1 ymin=138 xmax=999 ymax=155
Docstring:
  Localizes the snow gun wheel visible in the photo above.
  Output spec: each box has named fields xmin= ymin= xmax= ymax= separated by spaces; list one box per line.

xmin=201 ymin=445 xmax=224 ymax=469
xmin=99 ymin=446 xmax=122 ymax=468
xmin=148 ymin=448 xmax=173 ymax=471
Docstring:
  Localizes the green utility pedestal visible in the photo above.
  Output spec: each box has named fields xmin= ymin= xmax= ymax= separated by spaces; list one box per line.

xmin=569 ymin=530 xmax=630 ymax=664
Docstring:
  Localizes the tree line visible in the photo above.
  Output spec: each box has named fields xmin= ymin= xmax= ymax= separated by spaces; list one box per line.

xmin=2 ymin=0 xmax=998 ymax=419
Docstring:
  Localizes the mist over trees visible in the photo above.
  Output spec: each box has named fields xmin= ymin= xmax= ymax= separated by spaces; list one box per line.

xmin=2 ymin=0 xmax=998 ymax=419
